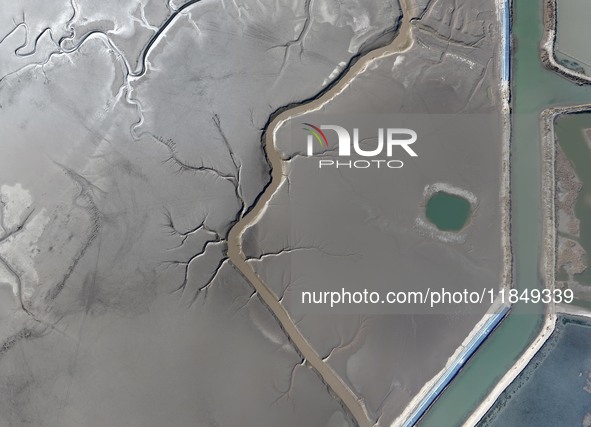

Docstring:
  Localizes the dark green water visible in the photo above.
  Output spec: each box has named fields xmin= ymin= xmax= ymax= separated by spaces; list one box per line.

xmin=556 ymin=114 xmax=591 ymax=284
xmin=479 ymin=316 xmax=591 ymax=427
xmin=426 ymin=192 xmax=471 ymax=231
xmin=419 ymin=0 xmax=591 ymax=425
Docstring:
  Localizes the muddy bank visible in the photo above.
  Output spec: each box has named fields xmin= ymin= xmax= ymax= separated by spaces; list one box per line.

xmin=541 ymin=0 xmax=591 ymax=85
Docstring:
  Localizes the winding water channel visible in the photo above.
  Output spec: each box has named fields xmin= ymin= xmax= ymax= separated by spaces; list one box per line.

xmin=7 ymin=0 xmax=582 ymax=425
xmin=228 ymin=0 xmax=591 ymax=425
xmin=227 ymin=2 xmax=413 ymax=426
xmin=226 ymin=0 xmax=591 ymax=424
xmin=419 ymin=0 xmax=591 ymax=425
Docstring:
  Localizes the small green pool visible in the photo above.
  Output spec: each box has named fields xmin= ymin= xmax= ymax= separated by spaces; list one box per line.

xmin=425 ymin=191 xmax=471 ymax=231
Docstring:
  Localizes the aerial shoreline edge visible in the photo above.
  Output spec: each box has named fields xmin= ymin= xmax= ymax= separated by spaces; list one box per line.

xmin=467 ymin=1 xmax=591 ymax=424
xmin=228 ymin=0 xmax=515 ymax=426
xmin=5 ymin=0 xmax=590 ymax=425
xmin=471 ymin=108 xmax=591 ymax=426
xmin=400 ymin=303 xmax=510 ymax=427
xmin=398 ymin=0 xmax=513 ymax=424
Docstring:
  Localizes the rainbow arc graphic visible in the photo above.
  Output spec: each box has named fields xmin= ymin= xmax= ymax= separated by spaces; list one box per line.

xmin=303 ymin=123 xmax=328 ymax=155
